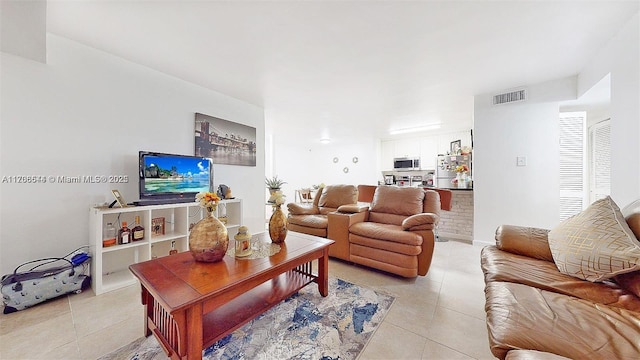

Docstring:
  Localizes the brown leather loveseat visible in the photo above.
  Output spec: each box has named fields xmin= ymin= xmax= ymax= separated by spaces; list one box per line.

xmin=287 ymin=184 xmax=358 ymax=237
xmin=481 ymin=197 xmax=640 ymax=359
xmin=330 ymin=185 xmax=441 ymax=277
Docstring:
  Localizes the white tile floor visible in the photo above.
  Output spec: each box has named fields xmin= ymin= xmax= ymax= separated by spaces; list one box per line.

xmin=0 ymin=239 xmax=495 ymax=360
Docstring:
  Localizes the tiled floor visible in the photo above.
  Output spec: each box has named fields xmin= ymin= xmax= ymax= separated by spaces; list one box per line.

xmin=0 ymin=239 xmax=495 ymax=360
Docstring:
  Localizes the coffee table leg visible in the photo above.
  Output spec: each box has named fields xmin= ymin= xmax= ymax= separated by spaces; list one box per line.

xmin=186 ymin=303 xmax=204 ymax=360
xmin=318 ymin=248 xmax=329 ymax=297
xmin=141 ymin=286 xmax=153 ymax=337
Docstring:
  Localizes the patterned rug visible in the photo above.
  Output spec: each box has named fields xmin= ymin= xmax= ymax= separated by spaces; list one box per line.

xmin=100 ymin=278 xmax=394 ymax=360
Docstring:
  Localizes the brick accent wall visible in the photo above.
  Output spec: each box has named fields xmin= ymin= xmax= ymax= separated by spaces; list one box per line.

xmin=438 ymin=190 xmax=473 ymax=242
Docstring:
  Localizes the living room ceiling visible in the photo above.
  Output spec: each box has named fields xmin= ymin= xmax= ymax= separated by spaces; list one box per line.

xmin=46 ymin=1 xmax=638 ymax=143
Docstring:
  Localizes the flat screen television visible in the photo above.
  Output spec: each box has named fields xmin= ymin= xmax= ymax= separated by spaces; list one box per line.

xmin=138 ymin=151 xmax=213 ymax=205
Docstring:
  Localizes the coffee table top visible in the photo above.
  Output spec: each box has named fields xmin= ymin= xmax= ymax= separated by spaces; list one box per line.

xmin=129 ymin=231 xmax=333 ymax=313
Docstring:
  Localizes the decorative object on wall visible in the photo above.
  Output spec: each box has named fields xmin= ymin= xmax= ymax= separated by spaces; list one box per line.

xmin=343 ymin=167 xmax=349 ymax=173
xmin=194 ymin=112 xmax=256 ymax=166
xmin=333 ymin=157 xmax=339 ymax=163
xmin=189 ymin=192 xmax=229 ymax=262
xmin=450 ymin=139 xmax=462 ymax=155
xmin=352 ymin=157 xmax=359 ymax=163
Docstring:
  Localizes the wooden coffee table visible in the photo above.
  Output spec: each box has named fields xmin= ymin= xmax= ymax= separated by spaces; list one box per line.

xmin=129 ymin=232 xmax=333 ymax=360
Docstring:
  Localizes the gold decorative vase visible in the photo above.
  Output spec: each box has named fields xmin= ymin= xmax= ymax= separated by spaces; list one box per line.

xmin=269 ymin=204 xmax=288 ymax=243
xmin=189 ymin=209 xmax=229 ymax=262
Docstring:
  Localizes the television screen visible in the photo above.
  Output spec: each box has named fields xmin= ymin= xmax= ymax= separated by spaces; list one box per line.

xmin=139 ymin=151 xmax=212 ymax=201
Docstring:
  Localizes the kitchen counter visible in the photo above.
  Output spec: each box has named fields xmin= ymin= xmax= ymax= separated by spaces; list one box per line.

xmin=423 ymin=187 xmax=473 ymax=242
xmin=425 ymin=186 xmax=473 ymax=191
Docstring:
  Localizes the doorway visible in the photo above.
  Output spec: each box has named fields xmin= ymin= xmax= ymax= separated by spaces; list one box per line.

xmin=559 ymin=74 xmax=611 ymax=220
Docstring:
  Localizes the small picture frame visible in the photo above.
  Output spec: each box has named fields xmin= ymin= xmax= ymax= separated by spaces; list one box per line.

xmin=450 ymin=140 xmax=462 ymax=155
xmin=111 ymin=189 xmax=128 ymax=208
xmin=151 ymin=217 xmax=165 ymax=237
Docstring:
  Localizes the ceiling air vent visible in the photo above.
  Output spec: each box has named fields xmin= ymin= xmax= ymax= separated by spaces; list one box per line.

xmin=493 ymin=89 xmax=526 ymax=105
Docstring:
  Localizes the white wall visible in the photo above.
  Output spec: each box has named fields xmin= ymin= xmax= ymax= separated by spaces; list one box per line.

xmin=473 ymin=77 xmax=577 ymax=243
xmin=473 ymin=12 xmax=639 ymax=243
xmin=0 ymin=35 xmax=265 ymax=274
xmin=578 ymin=13 xmax=639 ymax=205
xmin=267 ymin=134 xmax=380 ymax=203
xmin=0 ymin=0 xmax=46 ymax=63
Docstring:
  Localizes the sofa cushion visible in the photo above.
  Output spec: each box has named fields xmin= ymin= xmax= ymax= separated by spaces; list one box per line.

xmin=287 ymin=214 xmax=328 ymax=229
xmin=350 ymin=222 xmax=423 ymax=246
xmin=422 ymin=189 xmax=441 ymax=214
xmin=481 ymin=246 xmax=640 ymax=312
xmin=402 ymin=213 xmax=437 ymax=231
xmin=548 ymin=196 xmax=640 ymax=282
xmin=626 ymin=212 xmax=640 ymax=239
xmin=318 ymin=184 xmax=357 ymax=209
xmin=495 ymin=225 xmax=554 ymax=262
xmin=614 ymin=270 xmax=640 ymax=299
xmin=287 ymin=202 xmax=320 ymax=215
xmin=287 ymin=223 xmax=326 ymax=237
xmin=505 ymin=350 xmax=571 ymax=360
xmin=318 ymin=207 xmax=339 ymax=215
xmin=350 ymin=245 xmax=418 ymax=277
xmin=370 ymin=186 xmax=424 ymax=216
xmin=485 ymin=281 xmax=640 ymax=360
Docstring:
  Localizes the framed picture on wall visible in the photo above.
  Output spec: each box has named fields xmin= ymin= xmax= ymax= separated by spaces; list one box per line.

xmin=194 ymin=113 xmax=257 ymax=166
xmin=450 ymin=140 xmax=462 ymax=155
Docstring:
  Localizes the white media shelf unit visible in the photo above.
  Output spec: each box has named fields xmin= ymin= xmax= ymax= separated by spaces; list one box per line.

xmin=89 ymin=199 xmax=242 ymax=295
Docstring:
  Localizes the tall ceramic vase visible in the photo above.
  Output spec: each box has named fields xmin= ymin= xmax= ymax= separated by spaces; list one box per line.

xmin=189 ymin=207 xmax=229 ymax=262
xmin=269 ymin=204 xmax=287 ymax=243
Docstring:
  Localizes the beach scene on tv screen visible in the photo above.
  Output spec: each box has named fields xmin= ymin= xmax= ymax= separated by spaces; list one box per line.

xmin=143 ymin=156 xmax=210 ymax=194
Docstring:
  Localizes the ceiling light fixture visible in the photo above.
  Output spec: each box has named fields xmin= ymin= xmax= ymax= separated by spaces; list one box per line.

xmin=319 ymin=138 xmax=331 ymax=144
xmin=389 ymin=123 xmax=441 ymax=135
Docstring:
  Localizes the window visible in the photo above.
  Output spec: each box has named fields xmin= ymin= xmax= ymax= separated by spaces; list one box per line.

xmin=589 ymin=119 xmax=611 ymax=203
xmin=559 ymin=112 xmax=587 ymax=221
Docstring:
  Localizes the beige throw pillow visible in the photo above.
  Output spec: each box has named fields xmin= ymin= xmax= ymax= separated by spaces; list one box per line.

xmin=548 ymin=196 xmax=640 ymax=282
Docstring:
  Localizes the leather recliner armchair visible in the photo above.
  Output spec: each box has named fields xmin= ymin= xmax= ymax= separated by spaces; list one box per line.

xmin=287 ymin=184 xmax=359 ymax=238
xmin=332 ymin=186 xmax=441 ymax=277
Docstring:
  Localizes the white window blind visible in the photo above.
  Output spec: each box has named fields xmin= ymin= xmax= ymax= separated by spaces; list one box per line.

xmin=589 ymin=119 xmax=611 ymax=202
xmin=559 ymin=112 xmax=587 ymax=221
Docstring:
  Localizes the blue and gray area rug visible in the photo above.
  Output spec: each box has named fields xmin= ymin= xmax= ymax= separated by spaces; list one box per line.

xmin=100 ymin=278 xmax=394 ymax=360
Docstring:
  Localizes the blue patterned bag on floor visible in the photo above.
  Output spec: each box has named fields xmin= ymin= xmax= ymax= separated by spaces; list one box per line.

xmin=1 ymin=249 xmax=91 ymax=314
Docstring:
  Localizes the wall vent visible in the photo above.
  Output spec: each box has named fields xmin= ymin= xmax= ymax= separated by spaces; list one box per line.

xmin=493 ymin=89 xmax=526 ymax=105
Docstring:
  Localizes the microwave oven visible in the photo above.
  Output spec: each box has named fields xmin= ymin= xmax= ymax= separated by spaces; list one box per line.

xmin=393 ymin=157 xmax=420 ymax=170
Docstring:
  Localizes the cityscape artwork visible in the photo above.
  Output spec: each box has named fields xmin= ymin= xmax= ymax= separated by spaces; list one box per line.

xmin=195 ymin=113 xmax=257 ymax=166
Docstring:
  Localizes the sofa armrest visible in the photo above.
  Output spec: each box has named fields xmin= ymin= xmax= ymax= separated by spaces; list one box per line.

xmin=495 ymin=225 xmax=554 ymax=262
xmin=328 ymin=210 xmax=368 ymax=231
xmin=287 ymin=202 xmax=319 ymax=215
xmin=327 ymin=210 xmax=369 ymax=261
xmin=336 ymin=204 xmax=369 ymax=213
xmin=402 ymin=213 xmax=438 ymax=231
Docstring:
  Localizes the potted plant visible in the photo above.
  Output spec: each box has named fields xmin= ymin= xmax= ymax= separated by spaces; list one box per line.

xmin=266 ymin=176 xmax=286 ymax=203
xmin=265 ymin=175 xmax=286 ymax=192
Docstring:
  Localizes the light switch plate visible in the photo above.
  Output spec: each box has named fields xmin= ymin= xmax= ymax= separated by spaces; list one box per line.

xmin=516 ymin=156 xmax=527 ymax=166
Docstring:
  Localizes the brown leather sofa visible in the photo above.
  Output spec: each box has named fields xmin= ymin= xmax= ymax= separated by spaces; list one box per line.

xmin=287 ymin=184 xmax=358 ymax=237
xmin=482 ymin=215 xmax=640 ymax=359
xmin=330 ymin=185 xmax=441 ymax=277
